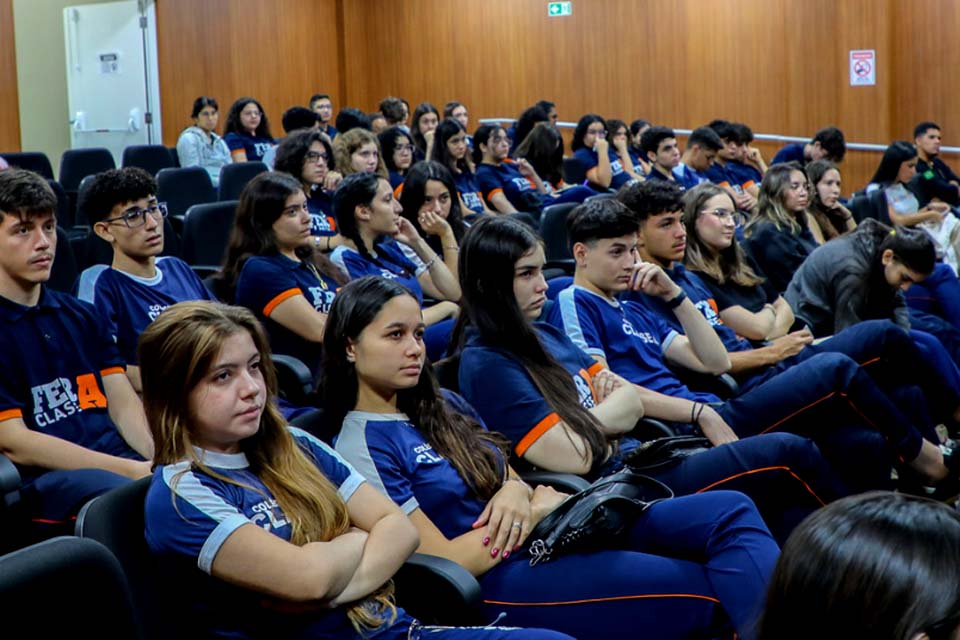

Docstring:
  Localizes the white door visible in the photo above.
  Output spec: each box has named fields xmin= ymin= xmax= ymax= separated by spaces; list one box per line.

xmin=63 ymin=0 xmax=162 ymax=165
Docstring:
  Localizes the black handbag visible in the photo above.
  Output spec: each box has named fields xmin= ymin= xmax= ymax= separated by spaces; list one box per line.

xmin=622 ymin=435 xmax=712 ymax=472
xmin=525 ymin=468 xmax=674 ymax=566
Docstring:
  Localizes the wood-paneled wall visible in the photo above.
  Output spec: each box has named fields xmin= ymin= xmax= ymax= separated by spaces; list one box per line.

xmin=0 ymin=0 xmax=21 ymax=151
xmin=142 ymin=0 xmax=960 ymax=194
xmin=155 ymin=0 xmax=340 ymax=147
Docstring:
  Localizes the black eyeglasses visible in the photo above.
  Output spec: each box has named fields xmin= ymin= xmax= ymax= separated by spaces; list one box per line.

xmin=103 ymin=202 xmax=168 ymax=228
xmin=304 ymin=151 xmax=328 ymax=164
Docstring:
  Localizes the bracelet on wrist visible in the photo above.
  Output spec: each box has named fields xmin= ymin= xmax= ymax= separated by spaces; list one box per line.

xmin=665 ymin=290 xmax=687 ymax=309
xmin=423 ymin=254 xmax=439 ymax=270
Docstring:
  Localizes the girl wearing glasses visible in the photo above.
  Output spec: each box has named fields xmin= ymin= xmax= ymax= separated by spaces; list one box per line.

xmin=757 ymin=491 xmax=960 ymax=640
xmin=274 ymin=130 xmax=343 ymax=250
xmin=742 ymin=162 xmax=820 ymax=293
xmin=176 ymin=96 xmax=232 ymax=187
xmin=571 ymin=114 xmax=638 ymax=190
xmin=683 ymin=183 xmax=800 ymax=342
xmin=333 ymin=129 xmax=388 ymax=179
xmin=220 ymin=172 xmax=347 ymax=380
xmin=378 ymin=127 xmax=415 ymax=190
xmin=223 ymin=97 xmax=276 ymax=163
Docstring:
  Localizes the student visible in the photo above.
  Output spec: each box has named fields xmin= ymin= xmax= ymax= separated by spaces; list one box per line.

xmin=630 ymin=181 xmax=960 ymax=447
xmin=731 ymin=123 xmax=767 ymax=187
xmin=806 ymin=159 xmax=856 ymax=240
xmin=605 ymin=119 xmax=646 ymax=179
xmin=261 ymin=106 xmax=320 ymax=170
xmin=547 ymin=196 xmax=955 ymax=492
xmin=705 ymin=120 xmax=757 ymax=211
xmin=309 ymin=92 xmax=338 ymax=139
xmin=326 ymin=275 xmax=780 ymax=640
xmin=398 ymin=161 xmax=465 ymax=280
xmin=76 ymin=167 xmax=216 ymax=393
xmin=675 ymin=127 xmax=722 ymax=191
xmin=473 ymin=124 xmax=594 ymax=215
xmin=508 ymin=104 xmax=550 ymax=155
xmin=329 ymin=172 xmax=460 ymax=358
xmin=640 ymin=126 xmax=681 ymax=182
xmin=742 ymin=163 xmax=820 ymax=293
xmin=431 ymin=119 xmax=492 ymax=218
xmin=221 ymin=172 xmax=348 ymax=380
xmin=629 ymin=119 xmax=652 ymax=175
xmin=443 ymin=101 xmax=471 ymax=147
xmin=378 ymin=127 xmax=415 ymax=190
xmin=771 ymin=127 xmax=846 ymax=165
xmin=369 ymin=113 xmax=388 ymax=134
xmin=571 ymin=115 xmax=638 ymax=190
xmin=914 ymin=121 xmax=960 ymax=206
xmin=867 ymin=141 xmax=960 ymax=273
xmin=456 ymin=216 xmax=845 ymax=542
xmin=379 ymin=96 xmax=408 ymax=129
xmin=273 ymin=129 xmax=343 ymax=246
xmin=176 ymin=96 xmax=231 ymax=187
xmin=0 ymin=169 xmax=152 ymax=526
xmin=334 ymin=108 xmax=372 ymax=135
xmin=140 ymin=300 xmax=566 ymax=640
xmin=410 ymin=102 xmax=440 ymax=161
xmin=333 ymin=128 xmax=388 ymax=179
xmin=514 ymin=122 xmax=568 ymax=193
xmin=757 ymin=492 xmax=960 ymax=640
xmin=222 ymin=97 xmax=276 ymax=163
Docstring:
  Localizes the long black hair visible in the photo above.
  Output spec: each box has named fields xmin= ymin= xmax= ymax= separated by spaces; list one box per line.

xmin=322 ymin=276 xmax=509 ymax=499
xmin=274 ymin=130 xmax=335 ymax=186
xmin=332 ymin=172 xmax=401 ymax=273
xmin=431 ymin=118 xmax=472 ymax=175
xmin=758 ymin=491 xmax=960 ymax=640
xmin=515 ymin=122 xmax=564 ymax=186
xmin=223 ymin=97 xmax=273 ymax=139
xmin=399 ymin=161 xmax=466 ymax=251
xmin=854 ymin=218 xmax=935 ymax=320
xmin=472 ymin=124 xmax=503 ymax=165
xmin=869 ymin=141 xmax=917 ymax=187
xmin=571 ymin=114 xmax=607 ymax=152
xmin=378 ymin=126 xmax=414 ymax=174
xmin=219 ymin=172 xmax=346 ymax=297
xmin=411 ymin=102 xmax=440 ymax=156
xmin=456 ymin=216 xmax=610 ymax=472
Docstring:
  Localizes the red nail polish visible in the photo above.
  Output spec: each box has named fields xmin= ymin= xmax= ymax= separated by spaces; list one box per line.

xmin=502 ymin=551 xmax=510 ymax=559
xmin=491 ymin=548 xmax=499 ymax=557
xmin=483 ymin=537 xmax=490 ymax=546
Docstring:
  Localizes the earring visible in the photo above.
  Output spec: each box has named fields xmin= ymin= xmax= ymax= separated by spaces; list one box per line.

xmin=346 ymin=355 xmax=355 ymax=363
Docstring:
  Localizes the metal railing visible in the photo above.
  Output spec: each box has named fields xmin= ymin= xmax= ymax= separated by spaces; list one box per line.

xmin=478 ymin=118 xmax=960 ymax=155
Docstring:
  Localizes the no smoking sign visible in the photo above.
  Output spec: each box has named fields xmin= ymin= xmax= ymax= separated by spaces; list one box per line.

xmin=849 ymin=50 xmax=876 ymax=86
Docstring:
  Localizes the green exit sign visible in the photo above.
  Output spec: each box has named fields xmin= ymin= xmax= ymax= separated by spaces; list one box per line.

xmin=548 ymin=2 xmax=572 ymax=17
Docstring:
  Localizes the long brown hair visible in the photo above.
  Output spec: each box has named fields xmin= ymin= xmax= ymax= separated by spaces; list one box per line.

xmin=682 ymin=183 xmax=764 ymax=287
xmin=139 ymin=301 xmax=394 ymax=631
xmin=745 ymin=162 xmax=808 ymax=237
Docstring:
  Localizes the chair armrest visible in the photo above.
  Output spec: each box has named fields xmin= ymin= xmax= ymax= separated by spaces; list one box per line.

xmin=393 ymin=553 xmax=484 ymax=625
xmin=0 ymin=453 xmax=21 ymax=508
xmin=522 ymin=470 xmax=590 ymax=493
xmin=632 ymin=418 xmax=678 ymax=440
xmin=668 ymin=363 xmax=740 ymax=399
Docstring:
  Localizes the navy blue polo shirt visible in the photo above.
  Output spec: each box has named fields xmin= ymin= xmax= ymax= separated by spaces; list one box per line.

xmin=727 ymin=160 xmax=763 ymax=191
xmin=330 ymin=242 xmax=426 ymax=304
xmin=476 ymin=160 xmax=541 ymax=212
xmin=573 ymin=147 xmax=632 ymax=189
xmin=223 ymin=132 xmax=275 ymax=162
xmin=704 ymin=162 xmax=744 ymax=193
xmin=454 ymin=170 xmax=485 ymax=215
xmin=234 ymin=254 xmax=339 ymax=377
xmin=0 ymin=288 xmax=134 ymax=480
xmin=77 ymin=256 xmax=216 ymax=365
xmin=646 ymin=166 xmax=679 ymax=183
xmin=771 ymin=143 xmax=805 ymax=165
xmin=305 ymin=185 xmax=336 ymax=237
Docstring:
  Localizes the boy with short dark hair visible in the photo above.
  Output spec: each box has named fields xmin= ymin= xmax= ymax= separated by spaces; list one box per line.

xmin=309 ymin=93 xmax=337 ymax=139
xmin=706 ymin=119 xmax=757 ymax=211
xmin=76 ymin=167 xmax=215 ymax=393
xmin=914 ymin=121 xmax=960 ymax=206
xmin=640 ymin=126 xmax=681 ymax=182
xmin=0 ymin=169 xmax=152 ymax=526
xmin=772 ymin=126 xmax=846 ymax=165
xmin=675 ymin=127 xmax=722 ymax=190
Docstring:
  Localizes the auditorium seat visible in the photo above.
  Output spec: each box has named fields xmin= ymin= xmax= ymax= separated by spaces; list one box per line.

xmin=563 ymin=156 xmax=586 ymax=185
xmin=181 ymin=200 xmax=238 ymax=269
xmin=218 ymin=161 xmax=267 ymax=201
xmin=121 ymin=145 xmax=175 ymax=176
xmin=539 ymin=202 xmax=578 ymax=272
xmin=156 ymin=166 xmax=217 ymax=220
xmin=0 ymin=151 xmax=55 ymax=179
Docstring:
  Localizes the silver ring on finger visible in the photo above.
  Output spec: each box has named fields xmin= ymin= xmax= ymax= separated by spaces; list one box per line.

xmin=512 ymin=521 xmax=522 ymax=529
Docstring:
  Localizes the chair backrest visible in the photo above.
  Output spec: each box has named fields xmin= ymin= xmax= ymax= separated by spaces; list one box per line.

xmin=218 ymin=161 xmax=267 ymax=201
xmin=121 ymin=145 xmax=175 ymax=176
xmin=79 ymin=217 xmax=182 ymax=270
xmin=167 ymin=146 xmax=179 ymax=167
xmin=1 ymin=151 xmax=55 ymax=179
xmin=157 ymin=166 xmax=217 ymax=220
xmin=48 ymin=226 xmax=80 ymax=293
xmin=539 ymin=202 xmax=579 ymax=261
xmin=563 ymin=155 xmax=586 ymax=185
xmin=76 ymin=478 xmax=172 ymax=640
xmin=46 ymin=179 xmax=75 ymax=228
xmin=59 ymin=147 xmax=117 ymax=192
xmin=0 ymin=536 xmax=143 ymax=639
xmin=182 ymin=200 xmax=239 ymax=266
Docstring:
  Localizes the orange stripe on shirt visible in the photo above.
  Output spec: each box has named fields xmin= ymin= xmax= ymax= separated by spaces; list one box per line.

xmin=264 ymin=288 xmax=302 ymax=317
xmin=742 ymin=180 xmax=756 ymax=190
xmin=0 ymin=408 xmax=22 ymax=422
xmin=100 ymin=366 xmax=126 ymax=377
xmin=516 ymin=412 xmax=562 ymax=457
xmin=586 ymin=361 xmax=605 ymax=377
xmin=393 ymin=183 xmax=404 ymax=199
xmin=486 ymin=187 xmax=504 ymax=200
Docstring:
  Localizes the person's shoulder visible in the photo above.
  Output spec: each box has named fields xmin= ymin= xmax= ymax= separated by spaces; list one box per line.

xmin=76 ymin=264 xmax=114 ymax=302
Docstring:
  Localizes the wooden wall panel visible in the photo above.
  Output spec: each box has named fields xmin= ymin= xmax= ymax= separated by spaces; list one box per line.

xmin=0 ymin=0 xmax=21 ymax=151
xmin=339 ymin=0 xmax=902 ymax=193
xmin=155 ymin=0 xmax=340 ymax=147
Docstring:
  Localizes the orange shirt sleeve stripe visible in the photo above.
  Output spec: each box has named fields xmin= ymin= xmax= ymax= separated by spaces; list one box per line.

xmin=0 ymin=408 xmax=23 ymax=422
xmin=515 ymin=412 xmax=562 ymax=457
xmin=393 ymin=184 xmax=404 ymax=199
xmin=486 ymin=187 xmax=504 ymax=200
xmin=586 ymin=361 xmax=605 ymax=377
xmin=100 ymin=366 xmax=126 ymax=377
xmin=263 ymin=288 xmax=302 ymax=317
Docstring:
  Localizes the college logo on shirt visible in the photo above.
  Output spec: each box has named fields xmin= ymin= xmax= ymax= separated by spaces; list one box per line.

xmin=413 ymin=442 xmax=444 ymax=465
xmin=621 ymin=319 xmax=657 ymax=344
xmin=510 ymin=177 xmax=532 ymax=191
xmin=250 ymin=498 xmax=290 ymax=532
xmin=307 ymin=286 xmax=336 ymax=314
xmin=310 ymin=214 xmax=334 ymax=234
xmin=253 ymin=142 xmax=273 ymax=158
xmin=573 ymin=373 xmax=596 ymax=409
xmin=30 ymin=374 xmax=107 ymax=428
xmin=148 ymin=303 xmax=168 ymax=321
xmin=462 ymin=191 xmax=483 ymax=211
xmin=696 ymin=299 xmax=722 ymax=327
xmin=611 ymin=160 xmax=624 ymax=174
